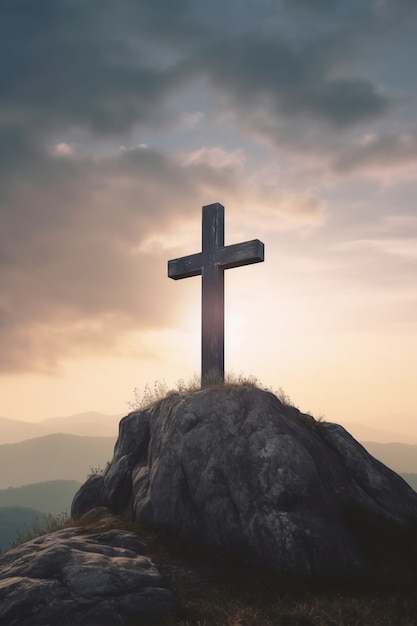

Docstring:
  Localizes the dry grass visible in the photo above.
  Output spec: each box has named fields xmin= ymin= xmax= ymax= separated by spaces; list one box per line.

xmin=142 ymin=527 xmax=417 ymax=626
xmin=10 ymin=511 xmax=70 ymax=548
xmin=10 ymin=507 xmax=417 ymax=625
xmin=127 ymin=373 xmax=296 ymax=412
xmin=70 ymin=509 xmax=417 ymax=626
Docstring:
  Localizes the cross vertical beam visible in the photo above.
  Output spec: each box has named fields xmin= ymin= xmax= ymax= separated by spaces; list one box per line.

xmin=201 ymin=204 xmax=225 ymax=382
xmin=168 ymin=202 xmax=264 ymax=386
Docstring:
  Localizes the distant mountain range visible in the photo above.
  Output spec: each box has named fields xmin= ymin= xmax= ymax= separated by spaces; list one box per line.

xmin=0 ymin=412 xmax=123 ymax=444
xmin=362 ymin=442 xmax=417 ymax=474
xmin=401 ymin=474 xmax=417 ymax=491
xmin=0 ymin=411 xmax=415 ymax=488
xmin=341 ymin=420 xmax=417 ymax=445
xmin=0 ymin=416 xmax=414 ymax=553
xmin=0 ymin=434 xmax=114 ymax=488
xmin=1 ymin=410 xmax=415 ymax=443
xmin=0 ymin=506 xmax=43 ymax=552
xmin=0 ymin=480 xmax=81 ymax=514
xmin=0 ymin=480 xmax=82 ymax=552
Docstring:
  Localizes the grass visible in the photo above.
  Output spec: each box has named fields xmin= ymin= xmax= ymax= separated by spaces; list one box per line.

xmin=127 ymin=372 xmax=297 ymax=412
xmin=68 ymin=508 xmax=417 ymax=626
xmin=138 ymin=523 xmax=417 ymax=626
xmin=6 ymin=500 xmax=417 ymax=625
xmin=10 ymin=510 xmax=69 ymax=548
xmin=87 ymin=461 xmax=111 ymax=477
xmin=127 ymin=373 xmax=327 ymax=436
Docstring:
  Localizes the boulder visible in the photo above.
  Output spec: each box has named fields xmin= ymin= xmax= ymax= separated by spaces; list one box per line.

xmin=0 ymin=510 xmax=172 ymax=625
xmin=72 ymin=386 xmax=417 ymax=579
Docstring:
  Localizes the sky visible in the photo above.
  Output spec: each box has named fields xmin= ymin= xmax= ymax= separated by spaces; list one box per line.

xmin=1 ymin=0 xmax=416 ymax=439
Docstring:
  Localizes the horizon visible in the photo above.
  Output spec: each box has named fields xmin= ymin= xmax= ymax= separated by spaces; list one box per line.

xmin=0 ymin=1 xmax=416 ymax=440
xmin=1 ymin=402 xmax=417 ymax=447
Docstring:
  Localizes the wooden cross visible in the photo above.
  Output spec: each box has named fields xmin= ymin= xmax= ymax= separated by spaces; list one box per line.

xmin=168 ymin=202 xmax=264 ymax=386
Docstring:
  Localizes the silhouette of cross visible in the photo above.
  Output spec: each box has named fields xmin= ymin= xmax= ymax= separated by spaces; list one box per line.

xmin=168 ymin=202 xmax=264 ymax=386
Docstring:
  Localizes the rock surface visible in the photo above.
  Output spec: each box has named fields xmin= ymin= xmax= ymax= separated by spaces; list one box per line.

xmin=0 ymin=511 xmax=172 ymax=625
xmin=72 ymin=386 xmax=417 ymax=579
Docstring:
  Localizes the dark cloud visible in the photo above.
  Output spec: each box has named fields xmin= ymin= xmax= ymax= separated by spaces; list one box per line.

xmin=0 ymin=0 xmax=202 ymax=136
xmin=333 ymin=130 xmax=417 ymax=173
xmin=279 ymin=0 xmax=417 ymax=21
xmin=0 ymin=0 xmax=394 ymax=141
xmin=192 ymin=32 xmax=388 ymax=128
xmin=0 ymin=142 xmax=246 ymax=374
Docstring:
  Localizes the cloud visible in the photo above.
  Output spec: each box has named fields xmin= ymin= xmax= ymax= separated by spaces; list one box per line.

xmin=334 ymin=238 xmax=417 ymax=260
xmin=0 ymin=134 xmax=330 ymax=374
xmin=0 ymin=149 xmax=192 ymax=372
xmin=52 ymin=143 xmax=75 ymax=157
xmin=192 ymin=32 xmax=388 ymax=130
xmin=0 ymin=0 xmax=202 ymax=137
xmin=179 ymin=0 xmax=416 ymax=167
xmin=0 ymin=0 xmax=395 ymax=147
xmin=180 ymin=146 xmax=246 ymax=169
xmin=332 ymin=130 xmax=417 ymax=176
xmin=0 ymin=0 xmax=416 ymax=376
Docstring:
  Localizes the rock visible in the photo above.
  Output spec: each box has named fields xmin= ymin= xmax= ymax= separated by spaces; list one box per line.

xmin=0 ymin=510 xmax=172 ymax=625
xmin=71 ymin=473 xmax=105 ymax=515
xmin=72 ymin=386 xmax=417 ymax=579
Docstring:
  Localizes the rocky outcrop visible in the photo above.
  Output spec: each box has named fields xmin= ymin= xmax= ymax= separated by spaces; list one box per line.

xmin=0 ymin=510 xmax=172 ymax=625
xmin=72 ymin=386 xmax=417 ymax=579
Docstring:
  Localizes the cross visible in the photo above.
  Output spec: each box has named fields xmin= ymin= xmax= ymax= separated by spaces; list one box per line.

xmin=168 ymin=202 xmax=264 ymax=386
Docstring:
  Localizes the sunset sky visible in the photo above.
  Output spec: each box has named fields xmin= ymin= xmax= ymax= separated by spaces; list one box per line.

xmin=1 ymin=0 xmax=416 ymax=439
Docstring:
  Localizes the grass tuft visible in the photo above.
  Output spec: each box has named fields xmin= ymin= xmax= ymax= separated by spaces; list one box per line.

xmin=10 ymin=511 xmax=69 ymax=548
xmin=87 ymin=461 xmax=111 ymax=478
xmin=127 ymin=373 xmax=298 ymax=412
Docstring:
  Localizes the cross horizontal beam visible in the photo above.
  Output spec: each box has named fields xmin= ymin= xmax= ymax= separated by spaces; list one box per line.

xmin=168 ymin=240 xmax=264 ymax=279
xmin=168 ymin=253 xmax=203 ymax=280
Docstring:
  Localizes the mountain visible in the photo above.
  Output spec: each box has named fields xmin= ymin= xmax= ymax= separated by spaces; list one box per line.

xmin=0 ymin=480 xmax=82 ymax=552
xmin=341 ymin=420 xmax=417 ymax=444
xmin=361 ymin=441 xmax=417 ymax=474
xmin=1 ymin=412 xmax=415 ymax=486
xmin=0 ymin=434 xmax=115 ymax=488
xmin=39 ymin=411 xmax=122 ymax=437
xmin=0 ymin=412 xmax=122 ymax=444
xmin=401 ymin=473 xmax=417 ymax=491
xmin=0 ymin=417 xmax=49 ymax=444
xmin=0 ymin=480 xmax=81 ymax=515
xmin=0 ymin=506 xmax=43 ymax=552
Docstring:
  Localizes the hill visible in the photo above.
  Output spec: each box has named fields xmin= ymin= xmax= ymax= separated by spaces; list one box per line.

xmin=401 ymin=473 xmax=417 ymax=491
xmin=362 ymin=441 xmax=417 ymax=473
xmin=0 ymin=416 xmax=49 ymax=443
xmin=0 ymin=434 xmax=114 ymax=488
xmin=0 ymin=480 xmax=81 ymax=514
xmin=1 ymin=412 xmax=416 ymax=477
xmin=39 ymin=411 xmax=122 ymax=438
xmin=0 ymin=506 xmax=43 ymax=552
xmin=0 ymin=412 xmax=121 ymax=444
xmin=341 ymin=420 xmax=417 ymax=444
